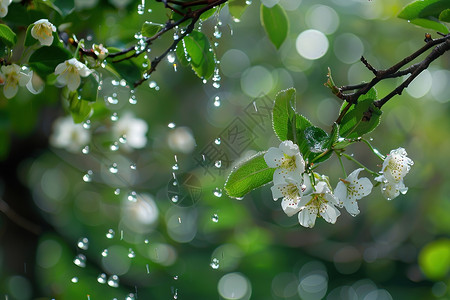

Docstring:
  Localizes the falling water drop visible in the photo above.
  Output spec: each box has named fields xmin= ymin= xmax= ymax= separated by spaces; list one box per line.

xmin=77 ymin=237 xmax=89 ymax=250
xmin=107 ymin=275 xmax=119 ymax=288
xmin=73 ymin=254 xmax=87 ymax=268
xmin=83 ymin=170 xmax=93 ymax=182
xmin=210 ymin=258 xmax=219 ymax=269
xmin=109 ymin=163 xmax=118 ymax=174
xmin=97 ymin=273 xmax=107 ymax=284
xmin=106 ymin=229 xmax=115 ymax=239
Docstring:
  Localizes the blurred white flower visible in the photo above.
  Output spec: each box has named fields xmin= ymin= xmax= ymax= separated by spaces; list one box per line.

xmin=334 ymin=168 xmax=373 ymax=216
xmin=0 ymin=64 xmax=31 ymax=99
xmin=49 ymin=115 xmax=91 ymax=153
xmin=55 ymin=58 xmax=92 ymax=91
xmin=113 ymin=112 xmax=148 ymax=149
xmin=31 ymin=19 xmax=56 ymax=46
xmin=375 ymin=175 xmax=408 ymax=200
xmin=264 ymin=140 xmax=305 ymax=181
xmin=167 ymin=126 xmax=196 ymax=154
xmin=382 ymin=147 xmax=413 ymax=183
xmin=297 ymin=181 xmax=341 ymax=228
xmin=0 ymin=0 xmax=12 ymax=18
xmin=122 ymin=193 xmax=159 ymax=234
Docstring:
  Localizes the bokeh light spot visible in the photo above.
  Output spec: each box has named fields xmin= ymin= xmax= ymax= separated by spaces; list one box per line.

xmin=296 ymin=30 xmax=329 ymax=60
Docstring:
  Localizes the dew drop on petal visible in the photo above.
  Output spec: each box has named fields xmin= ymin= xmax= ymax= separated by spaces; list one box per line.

xmin=107 ymin=275 xmax=119 ymax=288
xmin=73 ymin=254 xmax=86 ymax=268
xmin=106 ymin=229 xmax=115 ymax=239
xmin=77 ymin=237 xmax=89 ymax=250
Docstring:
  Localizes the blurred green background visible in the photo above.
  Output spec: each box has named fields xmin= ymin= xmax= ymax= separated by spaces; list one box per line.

xmin=0 ymin=0 xmax=449 ymax=299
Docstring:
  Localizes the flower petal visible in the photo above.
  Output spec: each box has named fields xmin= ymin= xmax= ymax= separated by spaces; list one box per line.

xmin=320 ymin=203 xmax=341 ymax=224
xmin=264 ymin=147 xmax=284 ymax=168
xmin=281 ymin=198 xmax=301 ymax=217
xmin=298 ymin=206 xmax=317 ymax=228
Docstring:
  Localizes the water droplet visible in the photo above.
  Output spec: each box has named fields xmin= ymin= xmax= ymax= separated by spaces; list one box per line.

xmin=82 ymin=120 xmax=91 ymax=129
xmin=97 ymin=273 xmax=107 ymax=284
xmin=107 ymin=96 xmax=119 ymax=105
xmin=149 ymin=81 xmax=158 ymax=89
xmin=146 ymin=264 xmax=150 ymax=273
xmin=212 ymin=82 xmax=221 ymax=89
xmin=211 ymin=213 xmax=219 ymax=223
xmin=210 ymin=258 xmax=219 ymax=269
xmin=214 ymin=138 xmax=221 ymax=145
xmin=213 ymin=188 xmax=222 ymax=198
xmin=369 ymin=137 xmax=374 ymax=141
xmin=167 ymin=53 xmax=176 ymax=63
xmin=214 ymin=160 xmax=222 ymax=168
xmin=128 ymin=191 xmax=137 ymax=202
xmin=114 ymin=188 xmax=121 ymax=195
xmin=213 ymin=96 xmax=221 ymax=107
xmin=119 ymin=135 xmax=127 ymax=144
xmin=82 ymin=145 xmax=90 ymax=154
xmin=173 ymin=289 xmax=178 ymax=299
xmin=126 ymin=293 xmax=136 ymax=300
xmin=107 ymin=275 xmax=119 ymax=288
xmin=83 ymin=170 xmax=93 ymax=182
xmin=73 ymin=254 xmax=86 ymax=268
xmin=137 ymin=4 xmax=144 ymax=14
xmin=106 ymin=229 xmax=115 ymax=239
xmin=109 ymin=163 xmax=118 ymax=174
xmin=120 ymin=79 xmax=127 ymax=87
xmin=213 ymin=26 xmax=222 ymax=39
xmin=144 ymin=239 xmax=149 ymax=244
xmin=77 ymin=237 xmax=89 ymax=250
xmin=245 ymin=0 xmax=252 ymax=4
xmin=101 ymin=249 xmax=108 ymax=257
xmin=178 ymin=217 xmax=182 ymax=223
xmin=111 ymin=112 xmax=119 ymax=121
xmin=174 ymin=275 xmax=179 ymax=280
xmin=110 ymin=142 xmax=119 ymax=151
xmin=112 ymin=80 xmax=120 ymax=86
xmin=130 ymin=163 xmax=137 ymax=170
xmin=128 ymin=248 xmax=136 ymax=258
xmin=71 ymin=277 xmax=79 ymax=283
xmin=168 ymin=122 xmax=176 ymax=129
xmin=172 ymin=163 xmax=179 ymax=171
xmin=171 ymin=195 xmax=179 ymax=203
xmin=129 ymin=95 xmax=138 ymax=105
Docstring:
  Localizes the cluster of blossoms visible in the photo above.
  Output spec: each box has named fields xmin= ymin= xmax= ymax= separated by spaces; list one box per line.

xmin=264 ymin=141 xmax=413 ymax=228
xmin=0 ymin=18 xmax=92 ymax=99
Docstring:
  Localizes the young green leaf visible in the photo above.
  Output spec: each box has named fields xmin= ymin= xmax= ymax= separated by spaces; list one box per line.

xmin=228 ymin=0 xmax=249 ymax=21
xmin=398 ymin=0 xmax=450 ymax=33
xmin=0 ymin=24 xmax=17 ymax=48
xmin=28 ymin=46 xmax=72 ymax=78
xmin=260 ymin=4 xmax=289 ymax=49
xmin=66 ymin=91 xmax=92 ymax=123
xmin=339 ymin=98 xmax=382 ymax=139
xmin=272 ymin=88 xmax=297 ymax=141
xmin=224 ymin=152 xmax=275 ymax=199
xmin=176 ymin=41 xmax=190 ymax=67
xmin=141 ymin=22 xmax=163 ymax=38
xmin=106 ymin=47 xmax=145 ymax=84
xmin=78 ymin=74 xmax=99 ymax=102
xmin=182 ymin=30 xmax=215 ymax=79
xmin=439 ymin=9 xmax=450 ymax=21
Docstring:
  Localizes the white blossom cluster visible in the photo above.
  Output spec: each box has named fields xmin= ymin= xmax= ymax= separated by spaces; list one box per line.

xmin=264 ymin=141 xmax=413 ymax=228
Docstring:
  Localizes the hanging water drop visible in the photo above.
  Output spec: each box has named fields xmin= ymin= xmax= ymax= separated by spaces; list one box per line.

xmin=215 ymin=160 xmax=222 ymax=168
xmin=137 ymin=4 xmax=145 ymax=14
xmin=214 ymin=138 xmax=221 ymax=145
xmin=114 ymin=188 xmax=121 ymax=195
xmin=168 ymin=122 xmax=176 ymax=129
xmin=149 ymin=81 xmax=158 ymax=89
xmin=77 ymin=237 xmax=89 ymax=250
xmin=82 ymin=145 xmax=90 ymax=154
xmin=129 ymin=95 xmax=138 ymax=105
xmin=107 ymin=96 xmax=119 ymax=105
xmin=128 ymin=248 xmax=136 ymax=258
xmin=73 ymin=254 xmax=86 ymax=268
xmin=101 ymin=249 xmax=108 ymax=257
xmin=213 ymin=26 xmax=222 ymax=39
xmin=110 ymin=142 xmax=119 ymax=151
xmin=130 ymin=163 xmax=137 ymax=170
xmin=213 ymin=96 xmax=221 ymax=107
xmin=167 ymin=53 xmax=176 ymax=63
xmin=172 ymin=163 xmax=179 ymax=171
xmin=71 ymin=277 xmax=79 ymax=283
xmin=109 ymin=163 xmax=118 ymax=174
xmin=83 ymin=170 xmax=93 ymax=182
xmin=171 ymin=195 xmax=179 ymax=203
xmin=128 ymin=191 xmax=137 ymax=202
xmin=213 ymin=188 xmax=223 ymax=198
xmin=120 ymin=79 xmax=127 ymax=87
xmin=119 ymin=135 xmax=127 ymax=144
xmin=111 ymin=112 xmax=119 ymax=122
xmin=211 ymin=213 xmax=219 ymax=223
xmin=107 ymin=275 xmax=119 ymax=288
xmin=106 ymin=229 xmax=115 ymax=239
xmin=82 ymin=120 xmax=91 ymax=129
xmin=97 ymin=273 xmax=107 ymax=284
xmin=210 ymin=258 xmax=219 ymax=269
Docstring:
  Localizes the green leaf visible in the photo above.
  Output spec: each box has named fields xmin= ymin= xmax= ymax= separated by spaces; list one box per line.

xmin=398 ymin=0 xmax=450 ymax=33
xmin=419 ymin=239 xmax=450 ymax=280
xmin=28 ymin=46 xmax=72 ymax=78
xmin=182 ymin=30 xmax=215 ymax=79
xmin=176 ymin=41 xmax=190 ymax=67
xmin=260 ymin=4 xmax=289 ymax=49
xmin=141 ymin=22 xmax=164 ymax=38
xmin=0 ymin=24 xmax=17 ymax=48
xmin=78 ymin=74 xmax=99 ymax=102
xmin=228 ymin=0 xmax=249 ymax=21
xmin=67 ymin=91 xmax=92 ymax=123
xmin=272 ymin=88 xmax=297 ymax=141
xmin=224 ymin=152 xmax=275 ymax=199
xmin=106 ymin=47 xmax=144 ymax=84
xmin=410 ymin=17 xmax=449 ymax=32
xmin=339 ymin=88 xmax=382 ymax=139
xmin=439 ymin=8 xmax=450 ymax=21
xmin=53 ymin=0 xmax=75 ymax=16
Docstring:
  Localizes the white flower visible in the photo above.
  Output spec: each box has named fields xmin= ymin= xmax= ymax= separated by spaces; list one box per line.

xmin=31 ymin=19 xmax=56 ymax=46
xmin=264 ymin=140 xmax=305 ymax=181
xmin=0 ymin=64 xmax=31 ymax=99
xmin=167 ymin=126 xmax=196 ymax=154
xmin=0 ymin=0 xmax=12 ymax=18
xmin=55 ymin=58 xmax=92 ymax=91
xmin=113 ymin=112 xmax=148 ymax=149
xmin=335 ymin=168 xmax=373 ymax=216
xmin=375 ymin=175 xmax=408 ymax=200
xmin=297 ymin=181 xmax=341 ymax=228
xmin=49 ymin=115 xmax=91 ymax=153
xmin=122 ymin=193 xmax=159 ymax=234
xmin=382 ymin=147 xmax=413 ymax=183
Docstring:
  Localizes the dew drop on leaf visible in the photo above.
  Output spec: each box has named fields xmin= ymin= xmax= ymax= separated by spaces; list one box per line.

xmin=71 ymin=277 xmax=78 ymax=283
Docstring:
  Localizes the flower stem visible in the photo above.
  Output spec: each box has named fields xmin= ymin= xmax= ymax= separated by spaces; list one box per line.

xmin=361 ymin=138 xmax=385 ymax=161
xmin=337 ymin=153 xmax=347 ymax=178
xmin=342 ymin=153 xmax=379 ymax=176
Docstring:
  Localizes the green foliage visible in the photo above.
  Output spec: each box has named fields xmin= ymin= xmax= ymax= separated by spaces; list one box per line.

xmin=224 ymin=152 xmax=275 ymax=198
xmin=106 ymin=47 xmax=144 ymax=84
xmin=0 ymin=24 xmax=17 ymax=48
xmin=66 ymin=91 xmax=92 ymax=123
xmin=28 ymin=46 xmax=72 ymax=78
xmin=339 ymin=88 xmax=382 ymax=139
xmin=440 ymin=9 xmax=450 ymax=21
xmin=419 ymin=239 xmax=450 ymax=280
xmin=398 ymin=0 xmax=450 ymax=33
xmin=272 ymin=88 xmax=299 ymax=141
xmin=228 ymin=0 xmax=249 ymax=20
xmin=180 ymin=30 xmax=216 ymax=80
xmin=260 ymin=4 xmax=289 ymax=49
xmin=141 ymin=22 xmax=164 ymax=38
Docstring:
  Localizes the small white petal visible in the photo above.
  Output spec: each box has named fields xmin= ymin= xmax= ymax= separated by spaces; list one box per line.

xmin=320 ymin=203 xmax=341 ymax=224
xmin=264 ymin=147 xmax=284 ymax=168
xmin=281 ymin=198 xmax=301 ymax=217
xmin=298 ymin=207 xmax=317 ymax=228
